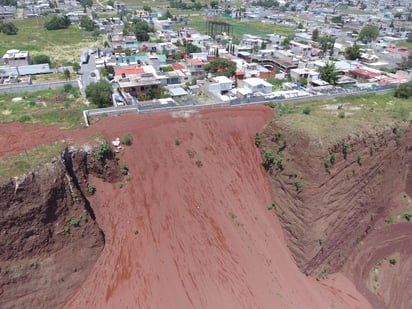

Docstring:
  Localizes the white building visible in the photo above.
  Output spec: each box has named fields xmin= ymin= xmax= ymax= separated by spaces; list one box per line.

xmin=242 ymin=77 xmax=272 ymax=94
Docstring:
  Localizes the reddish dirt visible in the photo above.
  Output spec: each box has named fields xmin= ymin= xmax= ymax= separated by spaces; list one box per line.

xmin=0 ymin=106 xmax=371 ymax=308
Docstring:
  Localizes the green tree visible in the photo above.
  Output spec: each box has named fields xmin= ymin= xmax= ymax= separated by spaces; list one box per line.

xmin=143 ymin=5 xmax=152 ymax=12
xmin=73 ymin=62 xmax=80 ymax=73
xmin=210 ymin=0 xmax=218 ymax=8
xmin=80 ymin=16 xmax=96 ymax=31
xmin=394 ymin=81 xmax=412 ymax=99
xmin=63 ymin=69 xmax=71 ymax=80
xmin=319 ymin=62 xmax=338 ymax=85
xmin=358 ymin=25 xmax=379 ymax=43
xmin=32 ymin=54 xmax=51 ymax=64
xmin=44 ymin=16 xmax=71 ymax=30
xmin=345 ymin=43 xmax=361 ymax=60
xmin=204 ymin=57 xmax=236 ymax=77
xmin=133 ymin=19 xmax=151 ymax=41
xmin=124 ymin=48 xmax=132 ymax=56
xmin=297 ymin=22 xmax=304 ymax=30
xmin=312 ymin=28 xmax=319 ymax=41
xmin=85 ymin=80 xmax=113 ymax=107
xmin=0 ymin=21 xmax=18 ymax=35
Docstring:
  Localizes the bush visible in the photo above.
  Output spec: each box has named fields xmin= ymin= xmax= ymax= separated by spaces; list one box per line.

xmin=120 ymin=162 xmax=128 ymax=175
xmin=122 ymin=133 xmax=132 ymax=145
xmin=303 ymin=106 xmax=312 ymax=115
xmin=87 ymin=183 xmax=96 ymax=194
xmin=394 ymin=81 xmax=412 ymax=99
xmin=175 ymin=139 xmax=180 ymax=146
xmin=267 ymin=201 xmax=276 ymax=210
xmin=255 ymin=132 xmax=262 ymax=147
xmin=389 ymin=258 xmax=397 ymax=265
xmin=343 ymin=143 xmax=350 ymax=159
xmin=69 ymin=219 xmax=80 ymax=226
xmin=95 ymin=142 xmax=110 ymax=161
xmin=44 ymin=16 xmax=71 ymax=30
xmin=295 ymin=180 xmax=303 ymax=192
xmin=403 ymin=213 xmax=412 ymax=221
xmin=262 ymin=150 xmax=275 ymax=170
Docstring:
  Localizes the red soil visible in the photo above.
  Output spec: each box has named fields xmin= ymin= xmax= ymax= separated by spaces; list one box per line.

xmin=0 ymin=106 xmax=370 ymax=308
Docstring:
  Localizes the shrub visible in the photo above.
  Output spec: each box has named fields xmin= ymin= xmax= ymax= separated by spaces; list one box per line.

xmin=87 ymin=183 xmax=96 ymax=195
xmin=64 ymin=226 xmax=70 ymax=233
xmin=18 ymin=115 xmax=31 ymax=123
xmin=95 ymin=142 xmax=110 ymax=161
xmin=385 ymin=217 xmax=394 ymax=224
xmin=120 ymin=162 xmax=128 ymax=175
xmin=324 ymin=158 xmax=332 ymax=169
xmin=122 ymin=133 xmax=132 ymax=145
xmin=303 ymin=106 xmax=312 ymax=115
xmin=389 ymin=258 xmax=397 ymax=265
xmin=316 ymin=268 xmax=329 ymax=281
xmin=338 ymin=111 xmax=345 ymax=119
xmin=71 ymin=192 xmax=78 ymax=200
xmin=255 ymin=132 xmax=262 ymax=147
xmin=357 ymin=154 xmax=362 ymax=165
xmin=343 ymin=143 xmax=350 ymax=159
xmin=267 ymin=201 xmax=276 ymax=210
xmin=403 ymin=213 xmax=412 ymax=221
xmin=69 ymin=219 xmax=80 ymax=226
xmin=175 ymin=139 xmax=181 ymax=146
xmin=295 ymin=180 xmax=303 ymax=192
xmin=262 ymin=150 xmax=275 ymax=170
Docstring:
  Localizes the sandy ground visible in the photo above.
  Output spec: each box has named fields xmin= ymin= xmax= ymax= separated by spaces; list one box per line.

xmin=0 ymin=106 xmax=371 ymax=308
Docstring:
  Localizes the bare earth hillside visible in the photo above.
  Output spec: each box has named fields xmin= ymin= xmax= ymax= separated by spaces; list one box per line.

xmin=0 ymin=106 xmax=372 ymax=308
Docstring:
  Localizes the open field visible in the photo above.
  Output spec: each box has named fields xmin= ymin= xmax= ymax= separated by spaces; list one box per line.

xmin=0 ymin=141 xmax=67 ymax=179
xmin=187 ymin=15 xmax=295 ymax=38
xmin=0 ymin=87 xmax=85 ymax=129
xmin=269 ymin=92 xmax=412 ymax=144
xmin=0 ymin=18 xmax=104 ymax=65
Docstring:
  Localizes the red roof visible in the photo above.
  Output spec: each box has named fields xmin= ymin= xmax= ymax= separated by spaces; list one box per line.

xmin=115 ymin=67 xmax=144 ymax=76
xmin=386 ymin=47 xmax=409 ymax=56
xmin=172 ymin=63 xmax=185 ymax=70
xmin=189 ymin=58 xmax=204 ymax=66
xmin=350 ymin=69 xmax=381 ymax=79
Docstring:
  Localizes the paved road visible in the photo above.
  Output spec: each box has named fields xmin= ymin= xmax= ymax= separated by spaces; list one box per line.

xmin=79 ymin=53 xmax=98 ymax=97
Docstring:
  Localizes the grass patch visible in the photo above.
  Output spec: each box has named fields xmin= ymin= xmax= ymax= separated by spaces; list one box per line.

xmin=0 ymin=141 xmax=67 ymax=179
xmin=0 ymin=87 xmax=83 ymax=128
xmin=0 ymin=18 xmax=103 ymax=65
xmin=271 ymin=92 xmax=412 ymax=145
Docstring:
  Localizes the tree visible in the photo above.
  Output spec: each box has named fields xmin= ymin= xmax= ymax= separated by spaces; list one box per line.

xmin=160 ymin=10 xmax=173 ymax=20
xmin=345 ymin=43 xmax=361 ymax=60
xmin=85 ymin=80 xmax=113 ymax=107
xmin=312 ymin=28 xmax=319 ymax=41
xmin=319 ymin=36 xmax=335 ymax=56
xmin=358 ymin=25 xmax=379 ymax=44
xmin=79 ymin=0 xmax=92 ymax=9
xmin=394 ymin=81 xmax=412 ymax=99
xmin=0 ymin=21 xmax=18 ymax=35
xmin=210 ymin=0 xmax=218 ymax=8
xmin=204 ymin=58 xmax=236 ymax=77
xmin=64 ymin=69 xmax=71 ymax=80
xmin=133 ymin=20 xmax=151 ymax=41
xmin=80 ymin=16 xmax=96 ymax=31
xmin=73 ymin=62 xmax=80 ymax=73
xmin=143 ymin=5 xmax=152 ymax=12
xmin=319 ymin=62 xmax=338 ymax=85
xmin=297 ymin=22 xmax=304 ymax=30
xmin=184 ymin=41 xmax=201 ymax=54
xmin=32 ymin=54 xmax=51 ymax=65
xmin=44 ymin=16 xmax=71 ymax=30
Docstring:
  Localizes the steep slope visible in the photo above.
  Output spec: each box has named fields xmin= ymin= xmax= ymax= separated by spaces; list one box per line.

xmin=61 ymin=107 xmax=370 ymax=309
xmin=0 ymin=146 xmax=120 ymax=309
xmin=261 ymin=118 xmax=412 ymax=308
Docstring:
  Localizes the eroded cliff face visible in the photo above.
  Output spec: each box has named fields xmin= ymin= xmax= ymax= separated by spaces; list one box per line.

xmin=261 ymin=120 xmax=412 ymax=308
xmin=0 ymin=146 xmax=120 ymax=309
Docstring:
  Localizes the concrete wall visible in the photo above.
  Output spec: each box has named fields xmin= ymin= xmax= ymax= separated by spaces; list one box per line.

xmin=0 ymin=80 xmax=78 ymax=94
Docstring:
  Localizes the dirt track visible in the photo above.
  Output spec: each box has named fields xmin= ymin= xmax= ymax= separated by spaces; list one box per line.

xmin=0 ymin=106 xmax=371 ymax=308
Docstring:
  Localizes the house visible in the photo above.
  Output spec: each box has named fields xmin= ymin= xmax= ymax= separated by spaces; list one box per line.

xmin=290 ymin=68 xmax=320 ymax=82
xmin=203 ymin=76 xmax=234 ymax=96
xmin=0 ymin=5 xmax=16 ymax=19
xmin=115 ymin=65 xmax=162 ymax=101
xmin=2 ymin=50 xmax=31 ymax=66
xmin=242 ymin=77 xmax=272 ymax=94
xmin=186 ymin=58 xmax=207 ymax=80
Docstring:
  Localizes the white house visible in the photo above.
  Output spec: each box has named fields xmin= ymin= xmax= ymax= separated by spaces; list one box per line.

xmin=242 ymin=77 xmax=272 ymax=94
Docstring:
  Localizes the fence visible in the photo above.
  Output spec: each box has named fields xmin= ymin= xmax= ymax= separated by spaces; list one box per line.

xmin=0 ymin=80 xmax=78 ymax=94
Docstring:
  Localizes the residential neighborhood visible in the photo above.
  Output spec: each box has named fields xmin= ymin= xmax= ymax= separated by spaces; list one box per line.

xmin=0 ymin=0 xmax=411 ymax=112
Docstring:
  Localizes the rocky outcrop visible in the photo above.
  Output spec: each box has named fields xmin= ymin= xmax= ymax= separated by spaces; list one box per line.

xmin=0 ymin=145 xmax=120 ymax=309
